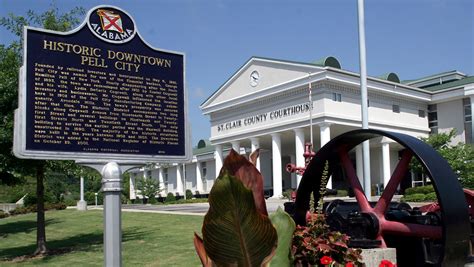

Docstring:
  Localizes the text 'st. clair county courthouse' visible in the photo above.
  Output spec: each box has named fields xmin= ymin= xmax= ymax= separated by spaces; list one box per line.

xmin=129 ymin=56 xmax=473 ymax=199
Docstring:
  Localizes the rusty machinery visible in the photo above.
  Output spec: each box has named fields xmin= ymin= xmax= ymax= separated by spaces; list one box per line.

xmin=287 ymin=129 xmax=472 ymax=266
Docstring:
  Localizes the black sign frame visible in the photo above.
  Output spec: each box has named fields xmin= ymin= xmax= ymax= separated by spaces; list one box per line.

xmin=14 ymin=5 xmax=191 ymax=163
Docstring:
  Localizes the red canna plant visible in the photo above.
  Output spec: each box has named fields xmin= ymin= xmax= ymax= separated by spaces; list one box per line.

xmin=291 ymin=161 xmax=362 ymax=267
xmin=194 ymin=149 xmax=291 ymax=266
xmin=194 ymin=150 xmax=363 ymax=267
xmin=292 ymin=213 xmax=362 ymax=266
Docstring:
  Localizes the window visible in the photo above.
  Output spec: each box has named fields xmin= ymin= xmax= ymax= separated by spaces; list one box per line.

xmin=464 ymin=98 xmax=472 ymax=143
xmin=163 ymin=168 xmax=168 ymax=187
xmin=464 ymin=98 xmax=472 ymax=122
xmin=332 ymin=93 xmax=342 ymax=102
xmin=428 ymin=104 xmax=438 ymax=134
xmin=418 ymin=110 xmax=425 ymax=118
xmin=392 ymin=104 xmax=400 ymax=113
xmin=201 ymin=162 xmax=207 ymax=179
xmin=146 ymin=170 xmax=152 ymax=179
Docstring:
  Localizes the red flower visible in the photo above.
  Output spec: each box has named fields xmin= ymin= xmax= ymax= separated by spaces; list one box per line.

xmin=320 ymin=255 xmax=333 ymax=265
xmin=345 ymin=262 xmax=355 ymax=267
xmin=379 ymin=259 xmax=395 ymax=267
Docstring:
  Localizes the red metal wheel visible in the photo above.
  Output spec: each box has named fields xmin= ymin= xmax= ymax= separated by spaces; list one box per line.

xmin=293 ymin=129 xmax=470 ymax=266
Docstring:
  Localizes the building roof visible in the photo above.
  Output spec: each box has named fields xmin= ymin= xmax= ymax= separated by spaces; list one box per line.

xmin=402 ymin=70 xmax=466 ymax=85
xmin=312 ymin=56 xmax=341 ymax=69
xmin=192 ymin=139 xmax=215 ymax=155
xmin=377 ymin=72 xmax=401 ymax=83
xmin=420 ymin=76 xmax=474 ymax=92
xmin=200 ymin=56 xmax=339 ymax=107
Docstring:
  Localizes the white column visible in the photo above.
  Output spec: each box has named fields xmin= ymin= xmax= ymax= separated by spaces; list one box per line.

xmin=141 ymin=170 xmax=146 ymax=199
xmin=319 ymin=123 xmax=332 ymax=189
xmin=129 ymin=174 xmax=136 ymax=200
xmin=381 ymin=138 xmax=392 ymax=191
xmin=250 ymin=137 xmax=261 ymax=170
xmin=176 ymin=165 xmax=183 ymax=196
xmin=271 ymin=133 xmax=283 ymax=198
xmin=470 ymin=96 xmax=474 ymax=144
xmin=290 ymin=155 xmax=297 ymax=188
xmin=215 ymin=144 xmax=223 ymax=177
xmin=294 ymin=128 xmax=305 ymax=187
xmin=196 ymin=161 xmax=203 ymax=193
xmin=158 ymin=168 xmax=165 ymax=196
xmin=356 ymin=145 xmax=364 ymax=186
xmin=231 ymin=141 xmax=240 ymax=154
xmin=183 ymin=164 xmax=187 ymax=198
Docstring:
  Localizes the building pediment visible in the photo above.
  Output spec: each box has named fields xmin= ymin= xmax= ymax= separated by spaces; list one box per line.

xmin=200 ymin=57 xmax=326 ymax=113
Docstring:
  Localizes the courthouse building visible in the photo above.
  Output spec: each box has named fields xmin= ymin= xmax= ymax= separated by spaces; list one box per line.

xmin=129 ymin=56 xmax=473 ymax=200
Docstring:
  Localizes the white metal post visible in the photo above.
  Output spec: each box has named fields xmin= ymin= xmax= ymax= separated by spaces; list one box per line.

xmin=80 ymin=176 xmax=84 ymax=201
xmin=308 ymin=73 xmax=313 ymax=146
xmin=101 ymin=162 xmax=122 ymax=267
xmin=357 ymin=0 xmax=372 ymax=199
xmin=77 ymin=172 xmax=87 ymax=211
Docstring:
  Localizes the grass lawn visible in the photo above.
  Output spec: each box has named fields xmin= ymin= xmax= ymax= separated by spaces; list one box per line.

xmin=0 ymin=209 xmax=203 ymax=266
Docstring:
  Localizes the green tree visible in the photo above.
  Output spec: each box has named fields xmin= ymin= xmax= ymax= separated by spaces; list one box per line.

xmin=0 ymin=5 xmax=85 ymax=255
xmin=136 ymin=176 xmax=161 ymax=204
xmin=412 ymin=129 xmax=474 ymax=188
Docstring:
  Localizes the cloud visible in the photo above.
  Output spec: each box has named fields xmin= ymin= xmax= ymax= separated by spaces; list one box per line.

xmin=193 ymin=87 xmax=206 ymax=98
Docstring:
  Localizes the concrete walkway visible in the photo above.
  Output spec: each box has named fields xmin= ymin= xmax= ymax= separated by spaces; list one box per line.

xmin=85 ymin=195 xmax=430 ymax=216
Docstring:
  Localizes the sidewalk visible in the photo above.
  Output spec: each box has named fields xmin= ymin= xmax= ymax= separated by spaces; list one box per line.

xmin=83 ymin=195 xmax=431 ymax=215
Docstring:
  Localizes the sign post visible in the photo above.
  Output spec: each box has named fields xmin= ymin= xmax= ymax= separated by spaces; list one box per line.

xmin=13 ymin=5 xmax=190 ymax=266
xmin=102 ymin=162 xmax=122 ymax=266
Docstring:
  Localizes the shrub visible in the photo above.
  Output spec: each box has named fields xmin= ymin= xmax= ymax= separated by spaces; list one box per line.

xmin=336 ymin=190 xmax=348 ymax=197
xmin=164 ymin=198 xmax=208 ymax=204
xmin=63 ymin=198 xmax=77 ymax=206
xmin=61 ymin=192 xmax=80 ymax=206
xmin=165 ymin=192 xmax=175 ymax=202
xmin=401 ymin=193 xmax=427 ymax=202
xmin=404 ymin=185 xmax=434 ymax=195
xmin=148 ymin=196 xmax=158 ymax=204
xmin=0 ymin=210 xmax=9 ymax=219
xmin=39 ymin=203 xmax=67 ymax=211
xmin=23 ymin=190 xmax=56 ymax=206
xmin=282 ymin=189 xmax=294 ymax=200
xmin=85 ymin=191 xmax=103 ymax=205
xmin=9 ymin=202 xmax=66 ymax=216
xmin=292 ymin=214 xmax=362 ymax=266
xmin=403 ymin=187 xmax=416 ymax=195
xmin=136 ymin=177 xmax=161 ymax=201
xmin=9 ymin=206 xmax=33 ymax=215
xmin=49 ymin=203 xmax=67 ymax=210
xmin=0 ymin=183 xmax=34 ymax=203
xmin=121 ymin=194 xmax=128 ymax=204
xmin=424 ymin=192 xmax=438 ymax=201
xmin=185 ymin=189 xmax=193 ymax=200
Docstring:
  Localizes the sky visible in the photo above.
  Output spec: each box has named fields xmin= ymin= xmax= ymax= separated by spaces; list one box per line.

xmin=1 ymin=0 xmax=473 ymax=146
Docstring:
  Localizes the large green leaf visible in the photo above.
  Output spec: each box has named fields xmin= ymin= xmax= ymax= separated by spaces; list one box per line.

xmin=269 ymin=207 xmax=296 ymax=267
xmin=203 ymin=172 xmax=277 ymax=266
xmin=220 ymin=149 xmax=268 ymax=216
xmin=194 ymin=233 xmax=212 ymax=267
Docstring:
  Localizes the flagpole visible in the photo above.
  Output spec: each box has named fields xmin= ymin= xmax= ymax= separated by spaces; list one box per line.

xmin=308 ymin=73 xmax=313 ymax=147
xmin=357 ymin=0 xmax=372 ymax=199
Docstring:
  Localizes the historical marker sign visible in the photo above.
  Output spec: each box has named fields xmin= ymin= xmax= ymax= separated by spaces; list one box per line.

xmin=14 ymin=6 xmax=190 ymax=162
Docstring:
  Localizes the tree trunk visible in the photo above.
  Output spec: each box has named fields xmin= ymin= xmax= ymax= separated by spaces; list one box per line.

xmin=34 ymin=163 xmax=48 ymax=255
